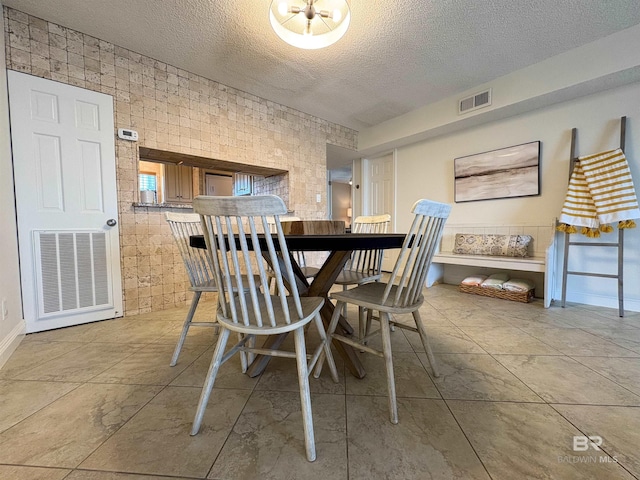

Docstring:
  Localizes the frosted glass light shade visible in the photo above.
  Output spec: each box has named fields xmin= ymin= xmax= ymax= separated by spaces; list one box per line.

xmin=269 ymin=0 xmax=351 ymax=50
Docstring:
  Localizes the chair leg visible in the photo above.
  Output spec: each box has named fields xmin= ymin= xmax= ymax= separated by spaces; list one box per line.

xmin=239 ymin=333 xmax=249 ymax=373
xmin=191 ymin=327 xmax=230 ymax=435
xmin=358 ymin=306 xmax=366 ymax=343
xmin=342 ymin=285 xmax=348 ymax=317
xmin=313 ymin=313 xmax=339 ymax=382
xmin=413 ymin=310 xmax=439 ymax=378
xmin=294 ymin=327 xmax=316 ymax=462
xmin=380 ymin=312 xmax=398 ymax=424
xmin=170 ymin=291 xmax=201 ymax=367
xmin=315 ymin=300 xmax=344 ymax=378
xmin=364 ymin=308 xmax=374 ymax=344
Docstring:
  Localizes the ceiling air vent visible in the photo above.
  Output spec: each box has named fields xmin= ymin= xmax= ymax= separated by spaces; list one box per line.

xmin=458 ymin=88 xmax=492 ymax=114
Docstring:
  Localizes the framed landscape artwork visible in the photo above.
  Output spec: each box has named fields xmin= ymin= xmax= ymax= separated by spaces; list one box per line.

xmin=454 ymin=141 xmax=540 ymax=203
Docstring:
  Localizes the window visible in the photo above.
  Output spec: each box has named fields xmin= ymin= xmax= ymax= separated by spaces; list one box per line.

xmin=139 ymin=173 xmax=157 ymax=192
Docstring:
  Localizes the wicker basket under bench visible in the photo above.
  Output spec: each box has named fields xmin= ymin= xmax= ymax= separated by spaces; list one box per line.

xmin=427 ymin=221 xmax=557 ymax=308
xmin=459 ymin=284 xmax=534 ymax=303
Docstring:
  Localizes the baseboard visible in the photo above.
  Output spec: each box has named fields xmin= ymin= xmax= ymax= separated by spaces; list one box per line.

xmin=0 ymin=319 xmax=26 ymax=369
xmin=560 ymin=291 xmax=640 ymax=313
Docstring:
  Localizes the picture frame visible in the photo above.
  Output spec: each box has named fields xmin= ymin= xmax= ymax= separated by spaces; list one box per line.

xmin=454 ymin=141 xmax=540 ymax=203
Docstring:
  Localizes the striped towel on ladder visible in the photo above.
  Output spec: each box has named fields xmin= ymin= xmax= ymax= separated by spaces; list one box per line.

xmin=558 ymin=148 xmax=640 ymax=236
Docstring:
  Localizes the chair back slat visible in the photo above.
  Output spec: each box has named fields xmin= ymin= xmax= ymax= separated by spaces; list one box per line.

xmin=165 ymin=212 xmax=214 ymax=288
xmin=381 ymin=200 xmax=451 ymax=308
xmin=195 ymin=195 xmax=305 ymax=329
xmin=346 ymin=214 xmax=391 ymax=276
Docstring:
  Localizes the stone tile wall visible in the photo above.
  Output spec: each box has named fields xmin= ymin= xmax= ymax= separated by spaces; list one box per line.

xmin=3 ymin=6 xmax=357 ymax=316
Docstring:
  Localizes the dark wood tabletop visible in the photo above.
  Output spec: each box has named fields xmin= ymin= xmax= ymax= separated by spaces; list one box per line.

xmin=189 ymin=233 xmax=406 ymax=251
xmin=190 ymin=232 xmax=406 ymax=378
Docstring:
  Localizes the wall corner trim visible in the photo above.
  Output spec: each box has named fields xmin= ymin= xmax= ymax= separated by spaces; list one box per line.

xmin=0 ymin=319 xmax=26 ymax=370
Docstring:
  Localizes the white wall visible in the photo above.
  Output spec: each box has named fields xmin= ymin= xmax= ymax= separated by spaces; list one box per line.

xmin=395 ymin=81 xmax=640 ymax=312
xmin=359 ymin=23 xmax=640 ymax=156
xmin=0 ymin=0 xmax=26 ymax=367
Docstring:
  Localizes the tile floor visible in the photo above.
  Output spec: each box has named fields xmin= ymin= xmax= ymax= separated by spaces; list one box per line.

xmin=1 ymin=285 xmax=639 ymax=480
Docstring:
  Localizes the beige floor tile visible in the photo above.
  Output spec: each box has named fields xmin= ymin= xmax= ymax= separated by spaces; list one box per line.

xmin=170 ymin=346 xmax=259 ymax=390
xmin=0 ymin=465 xmax=70 ymax=480
xmin=496 ymin=355 xmax=640 ymax=405
xmin=66 ymin=471 xmax=195 ymax=480
xmin=88 ymin=319 xmax=181 ymax=344
xmin=208 ymin=391 xmax=347 ymax=480
xmin=508 ymin=306 xmax=596 ymax=328
xmin=437 ymin=307 xmax=514 ymax=327
xmin=346 ymin=396 xmax=490 ymax=480
xmin=573 ymin=305 xmax=640 ymax=323
xmin=14 ymin=343 xmax=144 ymax=382
xmin=448 ymin=400 xmax=634 ymax=480
xmin=80 ymin=386 xmax=249 ymax=478
xmin=562 ymin=313 xmax=640 ymax=329
xmin=571 ymin=356 xmax=640 ymax=396
xmin=348 ymin=316 xmax=416 ymax=352
xmin=0 ymin=383 xmax=161 ymax=468
xmin=475 ymin=298 xmax=546 ymax=319
xmin=2 ymin=284 xmax=639 ymax=480
xmin=581 ymin=327 xmax=640 ymax=353
xmin=153 ymin=322 xmax=218 ymax=345
xmin=255 ymin=352 xmax=346 ymax=395
xmin=503 ymin=317 xmax=579 ymax=329
xmin=346 ymin=352 xmax=440 ymax=399
xmin=0 ymin=380 xmax=79 ymax=433
xmin=89 ymin=343 xmax=208 ymax=385
xmin=553 ymin=404 xmax=640 ymax=477
xmin=421 ymin=353 xmax=542 ymax=402
xmin=459 ymin=326 xmax=562 ymax=354
xmin=0 ymin=341 xmax=84 ymax=379
xmin=25 ymin=320 xmax=109 ymax=343
xmin=403 ymin=325 xmax=486 ymax=354
xmin=425 ymin=294 xmax=480 ymax=312
xmin=415 ymin=303 xmax=458 ymax=326
xmin=519 ymin=326 xmax=639 ymax=357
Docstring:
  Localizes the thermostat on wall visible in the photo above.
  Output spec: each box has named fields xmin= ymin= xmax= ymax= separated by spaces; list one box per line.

xmin=118 ymin=128 xmax=138 ymax=141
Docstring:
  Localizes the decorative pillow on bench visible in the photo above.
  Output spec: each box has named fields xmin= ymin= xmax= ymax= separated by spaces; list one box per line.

xmin=452 ymin=234 xmax=532 ymax=257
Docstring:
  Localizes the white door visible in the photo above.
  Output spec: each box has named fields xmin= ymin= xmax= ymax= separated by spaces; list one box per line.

xmin=8 ymin=71 xmax=123 ymax=333
xmin=364 ymin=152 xmax=396 ymax=271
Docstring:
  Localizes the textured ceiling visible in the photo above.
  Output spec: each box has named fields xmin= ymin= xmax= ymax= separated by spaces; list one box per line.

xmin=5 ymin=0 xmax=640 ymax=133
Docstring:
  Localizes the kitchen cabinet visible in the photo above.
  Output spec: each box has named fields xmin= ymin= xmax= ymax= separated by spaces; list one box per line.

xmin=165 ymin=164 xmax=193 ymax=203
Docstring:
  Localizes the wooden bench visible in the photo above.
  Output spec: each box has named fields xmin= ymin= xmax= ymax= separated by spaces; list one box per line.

xmin=426 ymin=221 xmax=557 ymax=307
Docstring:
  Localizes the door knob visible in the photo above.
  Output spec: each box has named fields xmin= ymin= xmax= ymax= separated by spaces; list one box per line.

xmin=106 ymin=219 xmax=117 ymax=227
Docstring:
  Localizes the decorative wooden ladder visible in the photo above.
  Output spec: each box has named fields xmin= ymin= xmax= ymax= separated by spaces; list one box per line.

xmin=560 ymin=116 xmax=627 ymax=317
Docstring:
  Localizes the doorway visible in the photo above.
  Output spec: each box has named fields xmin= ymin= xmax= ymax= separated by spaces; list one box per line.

xmin=363 ymin=152 xmax=396 ymax=271
xmin=8 ymin=71 xmax=123 ymax=333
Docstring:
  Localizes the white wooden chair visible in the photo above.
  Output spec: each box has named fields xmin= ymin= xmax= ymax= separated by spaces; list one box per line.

xmin=165 ymin=212 xmax=220 ymax=367
xmin=165 ymin=212 xmax=259 ymax=368
xmin=191 ymin=195 xmax=339 ymax=462
xmin=334 ymin=214 xmax=391 ymax=336
xmin=323 ymin=199 xmax=451 ymax=424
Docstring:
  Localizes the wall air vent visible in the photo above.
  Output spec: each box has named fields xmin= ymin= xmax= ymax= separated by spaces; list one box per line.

xmin=458 ymin=88 xmax=492 ymax=114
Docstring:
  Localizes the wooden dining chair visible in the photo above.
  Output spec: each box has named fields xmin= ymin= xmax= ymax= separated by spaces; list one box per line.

xmin=191 ymin=195 xmax=339 ymax=462
xmin=165 ymin=212 xmax=258 ymax=370
xmin=334 ymin=214 xmax=391 ymax=336
xmin=323 ymin=199 xmax=451 ymax=424
xmin=165 ymin=212 xmax=220 ymax=367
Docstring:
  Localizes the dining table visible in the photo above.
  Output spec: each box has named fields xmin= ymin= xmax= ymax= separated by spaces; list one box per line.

xmin=189 ymin=231 xmax=406 ymax=378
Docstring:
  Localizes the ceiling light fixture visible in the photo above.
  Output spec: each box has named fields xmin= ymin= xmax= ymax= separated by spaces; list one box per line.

xmin=269 ymin=0 xmax=351 ymax=50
